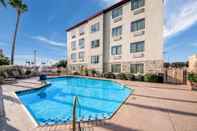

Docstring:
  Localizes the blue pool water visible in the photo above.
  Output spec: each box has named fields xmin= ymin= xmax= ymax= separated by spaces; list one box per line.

xmin=16 ymin=77 xmax=133 ymax=125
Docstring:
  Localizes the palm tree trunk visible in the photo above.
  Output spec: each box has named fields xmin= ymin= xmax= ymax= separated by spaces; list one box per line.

xmin=11 ymin=9 xmax=20 ymax=65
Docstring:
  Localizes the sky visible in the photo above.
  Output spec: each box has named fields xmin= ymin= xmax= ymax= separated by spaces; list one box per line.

xmin=0 ymin=0 xmax=197 ymax=65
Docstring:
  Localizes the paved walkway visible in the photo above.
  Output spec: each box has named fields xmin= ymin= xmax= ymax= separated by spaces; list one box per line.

xmin=1 ymin=77 xmax=197 ymax=131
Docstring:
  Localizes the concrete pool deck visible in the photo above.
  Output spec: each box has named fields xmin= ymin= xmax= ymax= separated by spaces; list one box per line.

xmin=0 ymin=77 xmax=197 ymax=131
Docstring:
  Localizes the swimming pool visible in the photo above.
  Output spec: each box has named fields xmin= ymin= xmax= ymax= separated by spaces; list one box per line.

xmin=16 ymin=76 xmax=133 ymax=126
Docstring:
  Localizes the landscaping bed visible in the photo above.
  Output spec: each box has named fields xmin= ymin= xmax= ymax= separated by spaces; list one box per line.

xmin=72 ymin=69 xmax=164 ymax=83
xmin=188 ymin=73 xmax=197 ymax=90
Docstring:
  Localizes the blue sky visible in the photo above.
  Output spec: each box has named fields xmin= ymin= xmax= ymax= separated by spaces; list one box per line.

xmin=0 ymin=0 xmax=197 ymax=65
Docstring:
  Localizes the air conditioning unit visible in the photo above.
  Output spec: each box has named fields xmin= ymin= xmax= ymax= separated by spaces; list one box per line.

xmin=133 ymin=30 xmax=145 ymax=37
xmin=113 ymin=16 xmax=122 ymax=23
xmin=113 ymin=36 xmax=122 ymax=41
xmin=133 ymin=53 xmax=144 ymax=58
xmin=133 ymin=8 xmax=145 ymax=15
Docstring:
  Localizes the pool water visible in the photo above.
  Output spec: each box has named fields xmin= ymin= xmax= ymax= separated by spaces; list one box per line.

xmin=16 ymin=77 xmax=133 ymax=125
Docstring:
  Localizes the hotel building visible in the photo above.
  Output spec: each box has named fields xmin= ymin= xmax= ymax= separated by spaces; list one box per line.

xmin=66 ymin=0 xmax=164 ymax=74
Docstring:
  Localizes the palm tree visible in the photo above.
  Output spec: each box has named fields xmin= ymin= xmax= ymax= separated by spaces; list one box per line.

xmin=9 ymin=0 xmax=27 ymax=65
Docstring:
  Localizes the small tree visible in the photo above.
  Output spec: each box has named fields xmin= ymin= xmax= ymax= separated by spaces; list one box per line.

xmin=0 ymin=53 xmax=10 ymax=65
xmin=53 ymin=60 xmax=67 ymax=68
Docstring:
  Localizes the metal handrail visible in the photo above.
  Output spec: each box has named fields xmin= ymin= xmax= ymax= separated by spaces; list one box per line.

xmin=72 ymin=96 xmax=81 ymax=131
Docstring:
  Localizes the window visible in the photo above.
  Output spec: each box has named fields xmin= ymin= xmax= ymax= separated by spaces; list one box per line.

xmin=91 ymin=56 xmax=99 ymax=64
xmin=71 ymin=53 xmax=77 ymax=62
xmin=79 ymin=27 xmax=85 ymax=35
xmin=71 ymin=41 xmax=76 ymax=50
xmin=78 ymin=52 xmax=85 ymax=61
xmin=111 ymin=45 xmax=121 ymax=55
xmin=91 ymin=22 xmax=100 ymax=33
xmin=131 ymin=19 xmax=145 ymax=32
xmin=112 ymin=7 xmax=122 ymax=19
xmin=131 ymin=0 xmax=145 ymax=10
xmin=130 ymin=64 xmax=144 ymax=73
xmin=111 ymin=64 xmax=121 ymax=73
xmin=130 ymin=41 xmax=144 ymax=53
xmin=71 ymin=31 xmax=76 ymax=39
xmin=79 ymin=38 xmax=85 ymax=49
xmin=112 ymin=26 xmax=122 ymax=37
xmin=91 ymin=40 xmax=100 ymax=48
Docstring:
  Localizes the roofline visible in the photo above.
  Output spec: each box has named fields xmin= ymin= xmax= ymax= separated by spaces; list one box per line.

xmin=66 ymin=0 xmax=130 ymax=32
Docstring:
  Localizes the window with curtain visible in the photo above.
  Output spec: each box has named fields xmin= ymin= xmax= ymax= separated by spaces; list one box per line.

xmin=130 ymin=64 xmax=144 ymax=73
xmin=112 ymin=7 xmax=123 ymax=19
xmin=131 ymin=0 xmax=145 ymax=10
xmin=112 ymin=26 xmax=122 ymax=37
xmin=130 ymin=41 xmax=144 ymax=53
xmin=111 ymin=64 xmax=121 ymax=73
xmin=111 ymin=45 xmax=122 ymax=55
xmin=131 ymin=18 xmax=145 ymax=32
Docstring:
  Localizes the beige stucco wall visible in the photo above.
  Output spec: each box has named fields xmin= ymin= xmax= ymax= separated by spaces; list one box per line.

xmin=188 ymin=54 xmax=197 ymax=73
xmin=67 ymin=14 xmax=104 ymax=72
xmin=104 ymin=0 xmax=164 ymax=73
xmin=67 ymin=0 xmax=164 ymax=74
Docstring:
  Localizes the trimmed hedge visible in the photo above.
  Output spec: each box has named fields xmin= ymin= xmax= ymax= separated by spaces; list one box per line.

xmin=144 ymin=74 xmax=163 ymax=83
xmin=188 ymin=73 xmax=197 ymax=83
xmin=116 ymin=73 xmax=128 ymax=80
xmin=103 ymin=72 xmax=116 ymax=79
xmin=125 ymin=73 xmax=135 ymax=80
xmin=73 ymin=72 xmax=80 ymax=75
xmin=134 ymin=74 xmax=144 ymax=81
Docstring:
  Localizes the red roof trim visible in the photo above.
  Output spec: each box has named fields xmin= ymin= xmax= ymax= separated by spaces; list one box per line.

xmin=66 ymin=0 xmax=130 ymax=32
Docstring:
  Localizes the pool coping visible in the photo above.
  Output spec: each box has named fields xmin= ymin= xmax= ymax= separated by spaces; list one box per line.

xmin=14 ymin=82 xmax=52 ymax=127
xmin=14 ymin=75 xmax=135 ymax=128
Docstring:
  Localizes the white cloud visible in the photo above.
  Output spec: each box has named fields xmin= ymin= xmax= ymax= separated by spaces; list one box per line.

xmin=32 ymin=36 xmax=66 ymax=47
xmin=15 ymin=54 xmax=60 ymax=66
xmin=165 ymin=41 xmax=197 ymax=52
xmin=164 ymin=0 xmax=197 ymax=38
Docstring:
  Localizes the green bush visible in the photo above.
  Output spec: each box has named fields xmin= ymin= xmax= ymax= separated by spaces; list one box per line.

xmin=25 ymin=70 xmax=32 ymax=75
xmin=91 ymin=70 xmax=97 ymax=75
xmin=125 ymin=73 xmax=135 ymax=80
xmin=188 ymin=73 xmax=197 ymax=83
xmin=116 ymin=73 xmax=127 ymax=80
xmin=73 ymin=72 xmax=80 ymax=75
xmin=144 ymin=74 xmax=163 ymax=83
xmin=103 ymin=72 xmax=116 ymax=79
xmin=0 ymin=76 xmax=4 ymax=84
xmin=57 ymin=70 xmax=61 ymax=74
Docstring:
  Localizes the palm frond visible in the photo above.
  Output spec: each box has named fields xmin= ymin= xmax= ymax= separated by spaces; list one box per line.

xmin=0 ymin=0 xmax=7 ymax=7
xmin=9 ymin=0 xmax=28 ymax=13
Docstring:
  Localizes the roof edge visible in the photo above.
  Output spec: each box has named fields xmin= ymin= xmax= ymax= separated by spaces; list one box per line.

xmin=66 ymin=0 xmax=130 ymax=32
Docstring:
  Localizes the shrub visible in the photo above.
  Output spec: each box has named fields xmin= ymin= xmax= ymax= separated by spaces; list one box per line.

xmin=25 ymin=70 xmax=32 ymax=75
xmin=91 ymin=70 xmax=97 ymax=75
xmin=134 ymin=74 xmax=144 ymax=81
xmin=103 ymin=72 xmax=116 ymax=79
xmin=188 ymin=73 xmax=197 ymax=83
xmin=125 ymin=73 xmax=135 ymax=80
xmin=57 ymin=70 xmax=61 ymax=75
xmin=144 ymin=74 xmax=163 ymax=83
xmin=73 ymin=72 xmax=80 ymax=75
xmin=84 ymin=69 xmax=88 ymax=76
xmin=116 ymin=73 xmax=127 ymax=80
xmin=0 ymin=76 xmax=4 ymax=84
